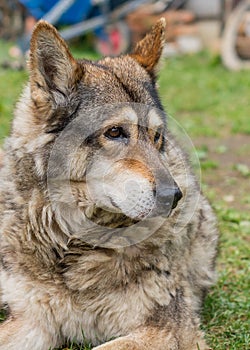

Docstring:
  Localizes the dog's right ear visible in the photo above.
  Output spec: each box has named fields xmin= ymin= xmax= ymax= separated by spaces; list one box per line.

xmin=29 ymin=21 xmax=83 ymax=100
xmin=130 ymin=18 xmax=166 ymax=80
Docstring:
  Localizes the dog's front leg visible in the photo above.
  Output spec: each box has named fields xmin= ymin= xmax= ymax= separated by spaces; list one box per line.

xmin=93 ymin=327 xmax=209 ymax=350
xmin=0 ymin=316 xmax=59 ymax=350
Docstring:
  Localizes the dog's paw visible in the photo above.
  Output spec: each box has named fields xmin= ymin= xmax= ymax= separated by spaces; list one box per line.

xmin=93 ymin=338 xmax=144 ymax=350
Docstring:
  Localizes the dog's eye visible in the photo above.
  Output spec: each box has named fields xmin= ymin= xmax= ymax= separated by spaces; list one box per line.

xmin=154 ymin=128 xmax=162 ymax=144
xmin=104 ymin=127 xmax=127 ymax=140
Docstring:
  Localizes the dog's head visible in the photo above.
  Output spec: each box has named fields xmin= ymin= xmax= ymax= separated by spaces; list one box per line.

xmin=13 ymin=19 xmax=184 ymax=231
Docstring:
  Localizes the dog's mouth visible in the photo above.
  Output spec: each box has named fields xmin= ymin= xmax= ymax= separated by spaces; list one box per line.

xmin=86 ymin=189 xmax=182 ymax=228
xmin=81 ymin=195 xmax=151 ymax=228
xmin=86 ymin=206 xmax=139 ymax=228
xmin=67 ymin=167 xmax=183 ymax=228
xmin=51 ymin=180 xmax=182 ymax=249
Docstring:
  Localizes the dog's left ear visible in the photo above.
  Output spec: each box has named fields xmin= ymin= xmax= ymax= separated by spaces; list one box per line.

xmin=130 ymin=18 xmax=166 ymax=79
xmin=29 ymin=21 xmax=83 ymax=97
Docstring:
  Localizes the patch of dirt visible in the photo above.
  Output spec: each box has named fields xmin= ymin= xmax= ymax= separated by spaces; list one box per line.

xmin=194 ymin=134 xmax=250 ymax=212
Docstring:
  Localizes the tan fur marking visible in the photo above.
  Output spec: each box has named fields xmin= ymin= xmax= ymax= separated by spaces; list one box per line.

xmin=101 ymin=107 xmax=138 ymax=128
xmin=119 ymin=159 xmax=154 ymax=183
xmin=148 ymin=110 xmax=163 ymax=130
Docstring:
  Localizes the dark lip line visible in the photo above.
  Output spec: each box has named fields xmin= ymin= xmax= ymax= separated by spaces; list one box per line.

xmin=108 ymin=196 xmax=120 ymax=210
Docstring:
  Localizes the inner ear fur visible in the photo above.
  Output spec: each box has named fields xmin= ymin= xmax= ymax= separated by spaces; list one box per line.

xmin=130 ymin=18 xmax=166 ymax=79
xmin=29 ymin=20 xmax=84 ymax=94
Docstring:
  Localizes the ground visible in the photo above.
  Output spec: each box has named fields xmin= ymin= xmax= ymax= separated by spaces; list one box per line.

xmin=195 ymin=134 xmax=250 ymax=212
xmin=0 ymin=39 xmax=249 ymax=350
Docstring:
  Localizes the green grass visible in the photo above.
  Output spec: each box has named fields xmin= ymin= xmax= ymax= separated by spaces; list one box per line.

xmin=0 ymin=41 xmax=28 ymax=142
xmin=0 ymin=69 xmax=27 ymax=142
xmin=159 ymin=52 xmax=250 ymax=136
xmin=0 ymin=42 xmax=249 ymax=349
xmin=202 ymin=208 xmax=250 ymax=350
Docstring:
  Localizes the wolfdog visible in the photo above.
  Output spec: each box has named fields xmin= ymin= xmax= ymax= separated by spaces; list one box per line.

xmin=0 ymin=19 xmax=218 ymax=350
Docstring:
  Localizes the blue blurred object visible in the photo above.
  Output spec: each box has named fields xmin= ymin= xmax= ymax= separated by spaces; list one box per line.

xmin=19 ymin=0 xmax=92 ymax=24
xmin=16 ymin=0 xmax=157 ymax=56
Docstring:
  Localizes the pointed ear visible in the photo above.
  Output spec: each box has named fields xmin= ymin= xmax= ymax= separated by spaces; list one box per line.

xmin=130 ymin=18 xmax=166 ymax=79
xmin=29 ymin=20 xmax=83 ymax=96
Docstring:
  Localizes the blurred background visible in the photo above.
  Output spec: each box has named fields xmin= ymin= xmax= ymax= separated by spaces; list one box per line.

xmin=0 ymin=1 xmax=249 ymax=350
xmin=0 ymin=0 xmax=250 ymax=67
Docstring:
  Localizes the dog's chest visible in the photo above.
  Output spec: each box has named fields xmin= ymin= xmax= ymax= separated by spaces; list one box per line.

xmin=60 ymin=249 xmax=175 ymax=343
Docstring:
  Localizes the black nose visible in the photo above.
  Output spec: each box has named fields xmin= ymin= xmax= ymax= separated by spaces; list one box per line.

xmin=158 ymin=186 xmax=183 ymax=210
